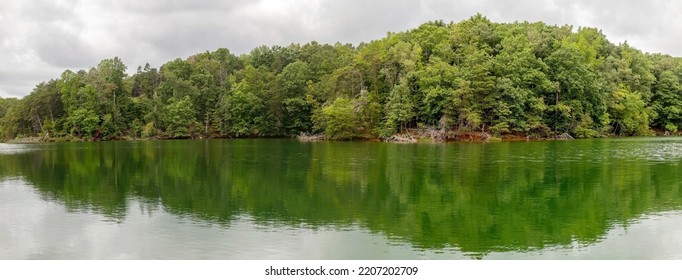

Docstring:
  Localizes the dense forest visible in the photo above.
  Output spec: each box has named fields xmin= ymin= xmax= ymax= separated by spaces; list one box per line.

xmin=2 ymin=14 xmax=682 ymax=141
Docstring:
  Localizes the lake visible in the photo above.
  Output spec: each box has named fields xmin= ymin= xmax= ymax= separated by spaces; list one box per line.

xmin=1 ymin=138 xmax=682 ymax=259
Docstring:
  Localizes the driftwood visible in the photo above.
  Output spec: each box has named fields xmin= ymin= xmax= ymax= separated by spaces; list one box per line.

xmin=296 ymin=133 xmax=325 ymax=141
xmin=554 ymin=133 xmax=574 ymax=140
xmin=425 ymin=127 xmax=447 ymax=142
xmin=7 ymin=137 xmax=42 ymax=143
xmin=449 ymin=131 xmax=491 ymax=142
xmin=385 ymin=134 xmax=417 ymax=143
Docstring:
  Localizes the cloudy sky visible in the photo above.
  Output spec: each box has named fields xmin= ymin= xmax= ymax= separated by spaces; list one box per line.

xmin=2 ymin=0 xmax=681 ymax=98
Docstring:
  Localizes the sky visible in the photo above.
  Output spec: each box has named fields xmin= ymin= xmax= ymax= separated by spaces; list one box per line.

xmin=1 ymin=0 xmax=681 ymax=98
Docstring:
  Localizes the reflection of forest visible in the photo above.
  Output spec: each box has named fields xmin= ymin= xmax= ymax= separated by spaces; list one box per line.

xmin=2 ymin=139 xmax=682 ymax=254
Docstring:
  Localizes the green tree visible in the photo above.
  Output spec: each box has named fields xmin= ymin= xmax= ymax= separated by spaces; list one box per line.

xmin=276 ymin=61 xmax=312 ymax=134
xmin=0 ymin=97 xmax=16 ymax=120
xmin=164 ymin=96 xmax=199 ymax=138
xmin=415 ymin=56 xmax=458 ymax=127
xmin=218 ymin=83 xmax=266 ymax=137
xmin=383 ymin=79 xmax=415 ymax=136
xmin=0 ymin=99 xmax=28 ymax=139
xmin=67 ymin=108 xmax=100 ymax=138
xmin=493 ymin=31 xmax=552 ymax=134
xmin=651 ymin=71 xmax=682 ymax=132
xmin=608 ymin=85 xmax=652 ymax=136
xmin=94 ymin=57 xmax=130 ymax=137
xmin=322 ymin=97 xmax=357 ymax=140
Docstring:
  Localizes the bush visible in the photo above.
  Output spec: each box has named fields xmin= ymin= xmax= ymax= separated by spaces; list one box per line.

xmin=141 ymin=122 xmax=157 ymax=138
xmin=322 ymin=97 xmax=357 ymax=140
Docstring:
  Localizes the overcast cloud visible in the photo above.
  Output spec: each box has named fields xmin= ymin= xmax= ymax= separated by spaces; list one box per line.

xmin=2 ymin=0 xmax=681 ymax=98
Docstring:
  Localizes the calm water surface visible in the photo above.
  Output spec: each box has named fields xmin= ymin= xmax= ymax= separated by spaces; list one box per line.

xmin=1 ymin=138 xmax=682 ymax=259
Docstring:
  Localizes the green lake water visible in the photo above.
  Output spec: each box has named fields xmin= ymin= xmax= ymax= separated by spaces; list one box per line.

xmin=1 ymin=138 xmax=682 ymax=259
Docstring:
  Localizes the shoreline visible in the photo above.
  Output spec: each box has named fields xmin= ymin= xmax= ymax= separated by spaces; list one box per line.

xmin=4 ymin=131 xmax=680 ymax=144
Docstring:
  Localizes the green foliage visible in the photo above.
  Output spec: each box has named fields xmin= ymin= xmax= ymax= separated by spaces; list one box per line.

xmin=651 ymin=71 xmax=682 ymax=132
xmin=322 ymin=97 xmax=357 ymax=140
xmin=573 ymin=114 xmax=600 ymax=138
xmin=2 ymin=15 xmax=682 ymax=141
xmin=416 ymin=56 xmax=458 ymax=125
xmin=141 ymin=122 xmax=158 ymax=138
xmin=164 ymin=97 xmax=199 ymax=138
xmin=67 ymin=108 xmax=100 ymax=138
xmin=608 ymin=85 xmax=653 ymax=136
xmin=383 ymin=79 xmax=415 ymax=134
xmin=282 ymin=97 xmax=312 ymax=134
xmin=0 ymin=97 xmax=15 ymax=116
xmin=217 ymin=82 xmax=268 ymax=137
xmin=0 ymin=99 xmax=28 ymax=139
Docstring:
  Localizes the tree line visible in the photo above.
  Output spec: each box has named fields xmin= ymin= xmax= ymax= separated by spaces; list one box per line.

xmin=2 ymin=14 xmax=682 ymax=141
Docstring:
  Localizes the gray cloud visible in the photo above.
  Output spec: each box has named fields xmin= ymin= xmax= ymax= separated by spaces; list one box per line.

xmin=1 ymin=0 xmax=681 ymax=98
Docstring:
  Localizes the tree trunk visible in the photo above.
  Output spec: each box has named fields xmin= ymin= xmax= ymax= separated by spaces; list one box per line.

xmin=554 ymin=91 xmax=559 ymax=132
